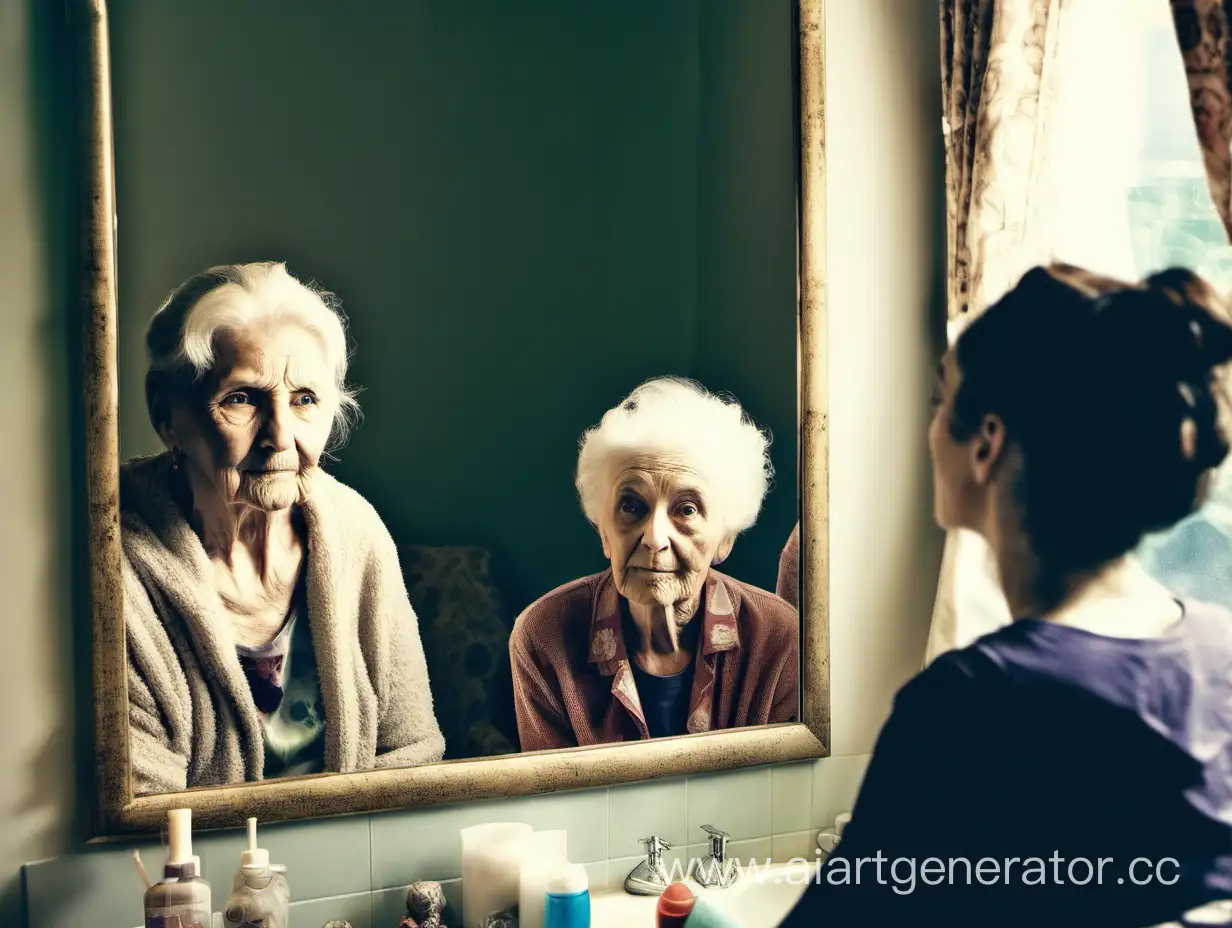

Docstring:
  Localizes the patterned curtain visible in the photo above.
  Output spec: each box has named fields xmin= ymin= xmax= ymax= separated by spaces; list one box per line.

xmin=925 ymin=0 xmax=1065 ymax=664
xmin=1171 ymin=0 xmax=1232 ymax=242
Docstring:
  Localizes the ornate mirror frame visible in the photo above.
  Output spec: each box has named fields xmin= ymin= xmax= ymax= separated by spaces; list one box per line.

xmin=80 ymin=0 xmax=828 ymax=839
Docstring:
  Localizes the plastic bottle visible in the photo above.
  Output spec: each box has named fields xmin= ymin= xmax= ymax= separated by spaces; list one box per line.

xmin=144 ymin=808 xmax=213 ymax=928
xmin=221 ymin=817 xmax=291 ymax=928
xmin=543 ymin=862 xmax=590 ymax=928
xmin=656 ymin=881 xmax=696 ymax=927
xmin=681 ymin=895 xmax=741 ymax=928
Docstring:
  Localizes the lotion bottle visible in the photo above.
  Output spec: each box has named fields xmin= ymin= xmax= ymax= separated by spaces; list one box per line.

xmin=543 ymin=862 xmax=590 ymax=928
xmin=221 ymin=817 xmax=291 ymax=928
xmin=144 ymin=808 xmax=213 ymax=928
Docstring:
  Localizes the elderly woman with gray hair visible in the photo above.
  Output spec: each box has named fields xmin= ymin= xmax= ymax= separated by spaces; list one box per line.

xmin=123 ymin=261 xmax=444 ymax=795
xmin=509 ymin=377 xmax=799 ymax=751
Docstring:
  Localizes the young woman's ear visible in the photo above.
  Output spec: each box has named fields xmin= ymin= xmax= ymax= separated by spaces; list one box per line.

xmin=971 ymin=413 xmax=1007 ymax=484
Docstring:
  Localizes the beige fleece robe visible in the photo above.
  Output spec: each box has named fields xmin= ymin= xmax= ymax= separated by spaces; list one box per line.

xmin=121 ymin=452 xmax=445 ymax=795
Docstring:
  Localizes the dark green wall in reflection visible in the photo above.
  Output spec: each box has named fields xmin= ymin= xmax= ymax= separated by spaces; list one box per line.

xmin=111 ymin=0 xmax=798 ymax=621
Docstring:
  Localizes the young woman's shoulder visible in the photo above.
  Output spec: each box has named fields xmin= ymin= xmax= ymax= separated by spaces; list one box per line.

xmin=884 ymin=645 xmax=1007 ymax=731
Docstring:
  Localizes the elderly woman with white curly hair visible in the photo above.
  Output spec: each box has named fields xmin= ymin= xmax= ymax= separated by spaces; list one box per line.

xmin=509 ymin=377 xmax=799 ymax=751
xmin=122 ymin=261 xmax=444 ymax=795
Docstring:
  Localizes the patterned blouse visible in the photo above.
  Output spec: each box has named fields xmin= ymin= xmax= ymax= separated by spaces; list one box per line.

xmin=235 ymin=593 xmax=327 ymax=779
xmin=510 ymin=569 xmax=799 ymax=751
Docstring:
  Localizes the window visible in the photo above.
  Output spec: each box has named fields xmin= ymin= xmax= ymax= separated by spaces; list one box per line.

xmin=1057 ymin=0 xmax=1232 ymax=608
xmin=1124 ymin=3 xmax=1232 ymax=288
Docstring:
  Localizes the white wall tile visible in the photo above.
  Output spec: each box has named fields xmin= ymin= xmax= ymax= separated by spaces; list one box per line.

xmin=686 ymin=767 xmax=772 ymax=842
xmin=607 ymin=776 xmax=688 ymax=859
xmin=770 ymin=761 xmax=815 ymax=834
xmin=811 ymin=754 xmax=871 ymax=830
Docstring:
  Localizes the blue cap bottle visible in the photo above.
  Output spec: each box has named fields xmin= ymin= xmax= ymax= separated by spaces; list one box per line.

xmin=543 ymin=862 xmax=590 ymax=928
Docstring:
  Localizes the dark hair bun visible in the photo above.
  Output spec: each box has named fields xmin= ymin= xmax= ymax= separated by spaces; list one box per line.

xmin=1086 ymin=268 xmax=1232 ymax=473
xmin=1143 ymin=267 xmax=1232 ymax=370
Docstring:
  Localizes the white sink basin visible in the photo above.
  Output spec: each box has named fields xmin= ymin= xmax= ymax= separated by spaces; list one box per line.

xmin=720 ymin=859 xmax=816 ymax=926
xmin=590 ymin=860 xmax=814 ymax=928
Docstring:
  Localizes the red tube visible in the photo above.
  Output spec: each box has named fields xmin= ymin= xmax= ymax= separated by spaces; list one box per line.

xmin=657 ymin=881 xmax=697 ymax=928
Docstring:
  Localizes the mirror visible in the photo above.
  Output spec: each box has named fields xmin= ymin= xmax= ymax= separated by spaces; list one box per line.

xmin=83 ymin=0 xmax=828 ymax=836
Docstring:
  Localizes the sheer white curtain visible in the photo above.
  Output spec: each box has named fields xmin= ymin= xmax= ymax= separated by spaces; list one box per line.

xmin=925 ymin=0 xmax=1152 ymax=663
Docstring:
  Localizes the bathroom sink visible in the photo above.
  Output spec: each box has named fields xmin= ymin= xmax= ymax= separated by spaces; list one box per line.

xmin=589 ymin=860 xmax=814 ymax=927
xmin=718 ymin=859 xmax=815 ymax=925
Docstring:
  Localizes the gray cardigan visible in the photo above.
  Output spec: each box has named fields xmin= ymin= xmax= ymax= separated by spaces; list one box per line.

xmin=121 ymin=453 xmax=445 ymax=795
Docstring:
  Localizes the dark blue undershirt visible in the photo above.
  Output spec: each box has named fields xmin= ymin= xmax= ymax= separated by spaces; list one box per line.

xmin=629 ymin=656 xmax=695 ymax=738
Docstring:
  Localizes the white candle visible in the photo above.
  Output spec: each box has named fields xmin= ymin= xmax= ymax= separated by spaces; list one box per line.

xmin=460 ymin=822 xmax=533 ymax=928
xmin=518 ymin=831 xmax=569 ymax=928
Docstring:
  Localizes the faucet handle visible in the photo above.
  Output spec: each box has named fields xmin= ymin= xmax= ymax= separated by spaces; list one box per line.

xmin=625 ymin=836 xmax=673 ymax=896
xmin=692 ymin=826 xmax=738 ymax=888
xmin=700 ymin=825 xmax=730 ymax=858
xmin=638 ymin=835 xmax=672 ymax=855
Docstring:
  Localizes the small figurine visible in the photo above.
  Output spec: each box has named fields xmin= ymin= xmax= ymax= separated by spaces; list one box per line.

xmin=399 ymin=880 xmax=448 ymax=928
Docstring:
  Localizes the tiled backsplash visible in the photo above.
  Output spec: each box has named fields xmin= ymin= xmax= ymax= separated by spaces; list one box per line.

xmin=23 ymin=754 xmax=869 ymax=928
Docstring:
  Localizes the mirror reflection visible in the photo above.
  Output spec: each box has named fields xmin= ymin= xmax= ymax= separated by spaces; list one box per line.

xmin=124 ymin=264 xmax=448 ymax=795
xmin=509 ymin=377 xmax=799 ymax=750
xmin=111 ymin=1 xmax=800 ymax=795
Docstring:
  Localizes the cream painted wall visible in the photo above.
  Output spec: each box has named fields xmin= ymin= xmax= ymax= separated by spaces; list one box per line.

xmin=0 ymin=0 xmax=945 ymax=924
xmin=0 ymin=2 xmax=81 ymax=926
xmin=824 ymin=0 xmax=947 ymax=756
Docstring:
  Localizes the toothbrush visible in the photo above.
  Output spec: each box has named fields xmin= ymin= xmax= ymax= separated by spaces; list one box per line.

xmin=131 ymin=848 xmax=153 ymax=889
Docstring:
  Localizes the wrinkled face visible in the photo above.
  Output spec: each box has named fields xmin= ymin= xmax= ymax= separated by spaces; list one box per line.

xmin=164 ymin=322 xmax=338 ymax=512
xmin=927 ymin=350 xmax=1003 ymax=532
xmin=597 ymin=452 xmax=735 ymax=613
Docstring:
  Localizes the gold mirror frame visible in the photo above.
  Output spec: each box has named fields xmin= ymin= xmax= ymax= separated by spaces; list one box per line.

xmin=80 ymin=0 xmax=828 ymax=840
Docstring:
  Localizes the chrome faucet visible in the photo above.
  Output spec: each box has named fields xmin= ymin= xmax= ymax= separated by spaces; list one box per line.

xmin=624 ymin=835 xmax=672 ymax=895
xmin=691 ymin=825 xmax=738 ymax=888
